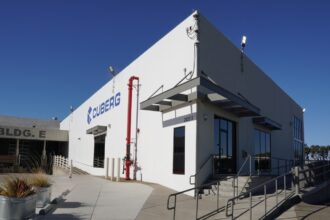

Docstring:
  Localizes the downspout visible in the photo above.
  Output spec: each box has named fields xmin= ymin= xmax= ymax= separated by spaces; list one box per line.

xmin=133 ymin=80 xmax=140 ymax=180
xmin=125 ymin=76 xmax=139 ymax=180
xmin=193 ymin=10 xmax=200 ymax=187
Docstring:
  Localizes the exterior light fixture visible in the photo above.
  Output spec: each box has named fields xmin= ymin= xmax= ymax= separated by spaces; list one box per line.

xmin=241 ymin=35 xmax=247 ymax=52
xmin=203 ymin=113 xmax=208 ymax=121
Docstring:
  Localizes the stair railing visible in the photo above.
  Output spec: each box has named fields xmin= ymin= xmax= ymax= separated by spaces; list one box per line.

xmin=233 ymin=155 xmax=296 ymax=198
xmin=226 ymin=161 xmax=330 ymax=220
xmin=189 ymin=154 xmax=214 ymax=185
xmin=226 ymin=170 xmax=294 ymax=220
xmin=167 ymin=179 xmax=224 ymax=220
xmin=233 ymin=155 xmax=252 ymax=197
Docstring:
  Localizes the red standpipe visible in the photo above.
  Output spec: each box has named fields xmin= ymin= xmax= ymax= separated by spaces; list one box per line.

xmin=125 ymin=76 xmax=139 ymax=180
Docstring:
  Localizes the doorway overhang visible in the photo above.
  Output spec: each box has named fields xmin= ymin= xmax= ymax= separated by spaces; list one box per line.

xmin=140 ymin=76 xmax=260 ymax=117
xmin=253 ymin=117 xmax=282 ymax=130
xmin=86 ymin=125 xmax=107 ymax=135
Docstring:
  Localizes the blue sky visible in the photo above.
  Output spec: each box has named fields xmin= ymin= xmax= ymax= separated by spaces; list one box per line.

xmin=0 ymin=1 xmax=329 ymax=145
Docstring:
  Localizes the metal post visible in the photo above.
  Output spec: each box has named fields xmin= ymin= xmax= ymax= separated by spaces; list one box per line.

xmin=217 ymin=181 xmax=220 ymax=210
xmin=264 ymin=185 xmax=267 ymax=217
xmin=173 ymin=196 xmax=177 ymax=220
xmin=249 ymin=192 xmax=252 ymax=220
xmin=236 ymin=178 xmax=238 ymax=199
xmin=275 ymin=179 xmax=278 ymax=208
xmin=278 ymin=160 xmax=280 ymax=175
xmin=295 ymin=166 xmax=299 ymax=195
xmin=40 ymin=140 xmax=47 ymax=168
xmin=284 ymin=175 xmax=287 ymax=199
xmin=233 ymin=178 xmax=235 ymax=198
xmin=249 ymin=155 xmax=252 ymax=177
xmin=42 ymin=140 xmax=47 ymax=158
xmin=116 ymin=157 xmax=120 ymax=182
xmin=69 ymin=160 xmax=73 ymax=178
xmin=15 ymin=139 xmax=20 ymax=166
xmin=105 ymin=157 xmax=109 ymax=179
xmin=111 ymin=158 xmax=115 ymax=181
xmin=196 ymin=191 xmax=199 ymax=219
xmin=231 ymin=200 xmax=234 ymax=220
xmin=291 ymin=176 xmax=294 ymax=190
xmin=258 ymin=157 xmax=260 ymax=176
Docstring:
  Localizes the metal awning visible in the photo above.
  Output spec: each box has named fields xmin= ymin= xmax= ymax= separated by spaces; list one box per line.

xmin=86 ymin=125 xmax=107 ymax=135
xmin=253 ymin=117 xmax=282 ymax=130
xmin=140 ymin=76 xmax=260 ymax=117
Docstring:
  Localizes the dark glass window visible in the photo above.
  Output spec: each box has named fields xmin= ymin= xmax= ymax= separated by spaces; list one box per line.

xmin=173 ymin=126 xmax=185 ymax=174
xmin=293 ymin=117 xmax=303 ymax=165
xmin=214 ymin=116 xmax=236 ymax=174
xmin=254 ymin=129 xmax=271 ymax=171
xmin=214 ymin=118 xmax=234 ymax=158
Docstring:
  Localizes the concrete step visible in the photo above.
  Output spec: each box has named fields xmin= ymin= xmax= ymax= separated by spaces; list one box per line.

xmin=221 ymin=180 xmax=249 ymax=188
xmin=201 ymin=189 xmax=235 ymax=198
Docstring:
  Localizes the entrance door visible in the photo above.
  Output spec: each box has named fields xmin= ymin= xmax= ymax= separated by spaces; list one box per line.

xmin=93 ymin=134 xmax=105 ymax=168
xmin=214 ymin=116 xmax=236 ymax=174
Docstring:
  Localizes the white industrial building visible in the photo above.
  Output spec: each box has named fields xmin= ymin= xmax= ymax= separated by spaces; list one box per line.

xmin=59 ymin=11 xmax=304 ymax=192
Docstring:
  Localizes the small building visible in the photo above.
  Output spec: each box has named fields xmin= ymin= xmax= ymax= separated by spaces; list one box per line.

xmin=0 ymin=115 xmax=68 ymax=171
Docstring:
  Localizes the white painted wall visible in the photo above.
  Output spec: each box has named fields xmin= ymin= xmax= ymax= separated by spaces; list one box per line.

xmin=60 ymin=11 xmax=304 ymax=192
xmin=61 ymin=12 xmax=198 ymax=192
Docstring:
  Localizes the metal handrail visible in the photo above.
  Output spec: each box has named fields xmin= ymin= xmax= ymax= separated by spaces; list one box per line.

xmin=189 ymin=154 xmax=214 ymax=185
xmin=237 ymin=155 xmax=252 ymax=176
xmin=93 ymin=158 xmax=104 ymax=168
xmin=226 ymin=170 xmax=294 ymax=219
xmin=226 ymin=161 xmax=330 ymax=219
xmin=167 ymin=179 xmax=224 ymax=220
xmin=233 ymin=155 xmax=295 ymax=197
xmin=233 ymin=155 xmax=251 ymax=197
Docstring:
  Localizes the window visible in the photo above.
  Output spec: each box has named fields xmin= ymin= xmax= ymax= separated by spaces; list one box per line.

xmin=214 ymin=116 xmax=236 ymax=174
xmin=254 ymin=129 xmax=271 ymax=171
xmin=214 ymin=118 xmax=234 ymax=158
xmin=173 ymin=126 xmax=185 ymax=174
xmin=293 ymin=117 xmax=303 ymax=165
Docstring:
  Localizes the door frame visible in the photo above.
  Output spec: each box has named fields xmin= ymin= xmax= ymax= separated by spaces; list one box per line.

xmin=214 ymin=115 xmax=237 ymax=174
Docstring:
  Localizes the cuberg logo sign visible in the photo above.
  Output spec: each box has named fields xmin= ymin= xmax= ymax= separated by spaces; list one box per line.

xmin=87 ymin=92 xmax=121 ymax=124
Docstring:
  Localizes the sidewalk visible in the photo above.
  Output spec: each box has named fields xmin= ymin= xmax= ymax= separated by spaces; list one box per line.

xmin=40 ymin=175 xmax=153 ymax=220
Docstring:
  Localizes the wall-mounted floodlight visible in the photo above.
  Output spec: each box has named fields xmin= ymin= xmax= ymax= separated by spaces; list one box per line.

xmin=240 ymin=35 xmax=247 ymax=72
xmin=241 ymin=35 xmax=247 ymax=52
xmin=109 ymin=65 xmax=115 ymax=77
xmin=109 ymin=65 xmax=116 ymax=94
xmin=302 ymin=108 xmax=306 ymax=113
